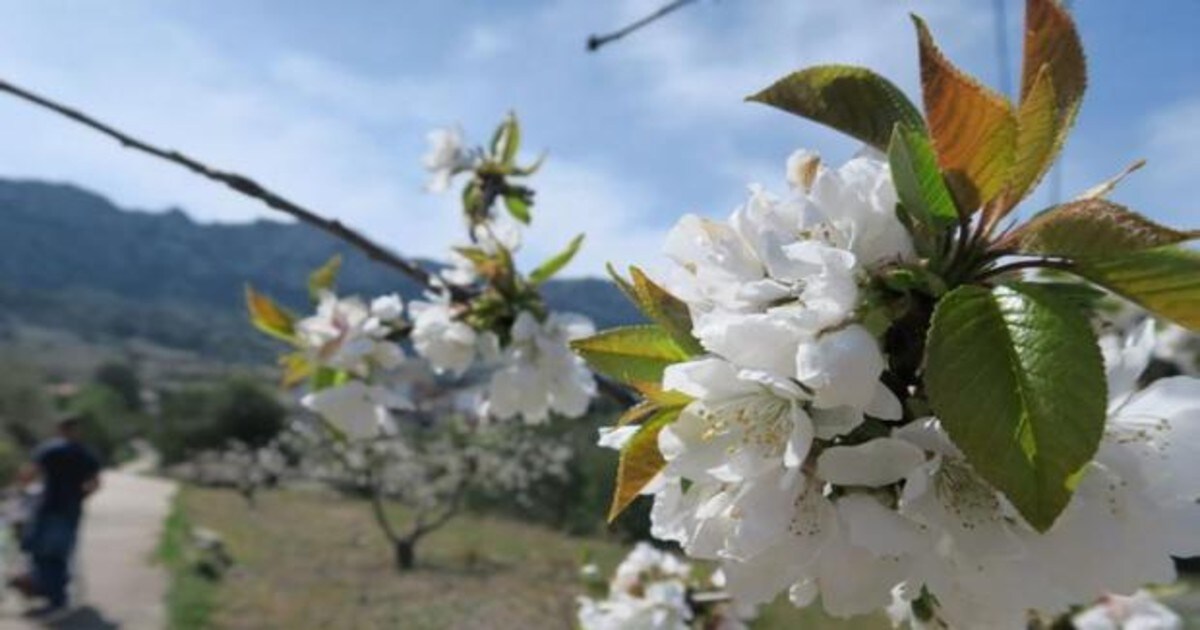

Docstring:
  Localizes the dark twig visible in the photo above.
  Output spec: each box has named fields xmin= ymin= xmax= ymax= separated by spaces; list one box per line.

xmin=0 ymin=77 xmax=438 ymax=291
xmin=0 ymin=77 xmax=639 ymax=407
xmin=587 ymin=0 xmax=702 ymax=52
xmin=365 ymin=467 xmax=402 ymax=545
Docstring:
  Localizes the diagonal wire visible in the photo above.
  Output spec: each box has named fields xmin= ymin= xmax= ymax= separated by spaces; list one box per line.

xmin=993 ymin=0 xmax=1012 ymax=99
xmin=1047 ymin=0 xmax=1074 ymax=206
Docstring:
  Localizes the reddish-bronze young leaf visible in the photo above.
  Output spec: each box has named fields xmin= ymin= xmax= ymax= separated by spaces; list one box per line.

xmin=629 ymin=266 xmax=705 ymax=356
xmin=991 ymin=65 xmax=1058 ymax=221
xmin=1021 ymin=0 xmax=1086 ymax=134
xmin=1013 ymin=199 xmax=1196 ymax=258
xmin=914 ymin=15 xmax=1017 ymax=214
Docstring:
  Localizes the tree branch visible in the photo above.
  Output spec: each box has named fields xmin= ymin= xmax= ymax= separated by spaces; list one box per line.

xmin=364 ymin=465 xmax=402 ymax=545
xmin=0 ymin=77 xmax=438 ymax=291
xmin=0 ymin=77 xmax=641 ymax=409
xmin=409 ymin=473 xmax=469 ymax=541
xmin=586 ymin=0 xmax=702 ymax=52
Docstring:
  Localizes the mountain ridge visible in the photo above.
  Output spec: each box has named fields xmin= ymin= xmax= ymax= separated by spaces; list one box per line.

xmin=0 ymin=178 xmax=641 ymax=362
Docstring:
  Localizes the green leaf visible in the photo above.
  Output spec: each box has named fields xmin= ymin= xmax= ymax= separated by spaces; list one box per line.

xmin=1070 ymin=246 xmax=1200 ymax=330
xmin=607 ymin=263 xmax=638 ymax=305
xmin=453 ymin=246 xmax=490 ymax=267
xmin=1018 ymin=281 xmax=1107 ymax=314
xmin=609 ymin=406 xmax=682 ymax=522
xmin=529 ymin=234 xmax=584 ymax=285
xmin=307 ymin=255 xmax=342 ymax=302
xmin=462 ymin=179 xmax=484 ymax=216
xmin=503 ymin=191 xmax=531 ymax=224
xmin=627 ymin=267 xmax=705 ymax=356
xmin=500 ymin=114 xmax=521 ymax=166
xmin=887 ymin=123 xmax=961 ymax=233
xmin=245 ymin=285 xmax=296 ymax=343
xmin=996 ymin=63 xmax=1059 ymax=216
xmin=925 ymin=283 xmax=1107 ymax=531
xmin=311 ymin=366 xmax=350 ymax=392
xmin=512 ymin=152 xmax=546 ymax=177
xmin=914 ymin=15 xmax=1017 ymax=213
xmin=571 ymin=325 xmax=690 ymax=392
xmin=878 ymin=264 xmax=948 ymax=298
xmin=489 ymin=118 xmax=506 ymax=156
xmin=1013 ymin=199 xmax=1196 ymax=258
xmin=747 ymin=64 xmax=924 ymax=152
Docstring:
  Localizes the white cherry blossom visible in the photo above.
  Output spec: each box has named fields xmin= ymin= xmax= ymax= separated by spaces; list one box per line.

xmin=301 ymin=380 xmax=412 ymax=440
xmin=295 ymin=291 xmax=406 ymax=376
xmin=600 ymin=143 xmax=1200 ymax=626
xmin=485 ymin=311 xmax=596 ymax=423
xmin=1154 ymin=323 xmax=1199 ymax=375
xmin=422 ymin=126 xmax=474 ymax=193
xmin=795 ymin=324 xmax=899 ymax=414
xmin=409 ymin=297 xmax=478 ymax=376
xmin=886 ymin=323 xmax=1200 ymax=627
xmin=578 ymin=543 xmax=753 ymax=630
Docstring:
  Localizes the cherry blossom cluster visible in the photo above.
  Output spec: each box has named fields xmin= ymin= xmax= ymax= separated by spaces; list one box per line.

xmin=577 ymin=543 xmax=751 ymax=630
xmin=599 ymin=151 xmax=1200 ymax=627
xmin=249 ymin=117 xmax=597 ymax=434
xmin=293 ymin=290 xmax=413 ymax=438
xmin=412 ymin=123 xmax=596 ymax=423
xmin=410 ymin=297 xmax=597 ymax=424
xmin=292 ymin=283 xmax=594 ymax=432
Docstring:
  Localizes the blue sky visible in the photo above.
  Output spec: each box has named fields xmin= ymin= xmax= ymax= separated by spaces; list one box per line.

xmin=0 ymin=0 xmax=1196 ymax=277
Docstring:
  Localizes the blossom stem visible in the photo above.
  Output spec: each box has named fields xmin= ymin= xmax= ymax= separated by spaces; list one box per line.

xmin=974 ymin=257 xmax=1075 ymax=282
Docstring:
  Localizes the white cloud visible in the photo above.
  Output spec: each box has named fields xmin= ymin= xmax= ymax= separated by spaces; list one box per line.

xmin=0 ymin=1 xmax=686 ymax=277
xmin=1121 ymin=96 xmax=1200 ymax=227
xmin=1143 ymin=98 xmax=1200 ymax=188
xmin=517 ymin=157 xmax=664 ymax=276
xmin=1 ymin=0 xmax=1182 ymax=285
xmin=462 ymin=25 xmax=513 ymax=60
xmin=600 ymin=0 xmax=994 ymax=129
xmin=0 ymin=3 xmax=462 ymax=262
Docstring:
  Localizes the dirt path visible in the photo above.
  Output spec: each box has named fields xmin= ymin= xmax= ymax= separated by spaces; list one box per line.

xmin=0 ymin=465 xmax=177 ymax=629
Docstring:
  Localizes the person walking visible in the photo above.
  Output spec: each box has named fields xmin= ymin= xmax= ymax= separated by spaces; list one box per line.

xmin=18 ymin=414 xmax=102 ymax=617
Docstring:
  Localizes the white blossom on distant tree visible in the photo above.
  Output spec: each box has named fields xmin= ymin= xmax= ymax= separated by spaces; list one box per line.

xmin=578 ymin=543 xmax=752 ymax=630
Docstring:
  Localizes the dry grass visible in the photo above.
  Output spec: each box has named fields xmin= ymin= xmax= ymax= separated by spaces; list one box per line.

xmin=178 ymin=486 xmax=889 ymax=629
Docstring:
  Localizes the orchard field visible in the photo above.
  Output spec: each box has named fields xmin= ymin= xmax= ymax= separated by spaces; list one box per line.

xmin=166 ymin=487 xmax=889 ymax=629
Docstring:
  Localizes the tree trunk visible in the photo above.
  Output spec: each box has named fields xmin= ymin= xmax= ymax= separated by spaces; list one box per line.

xmin=394 ymin=539 xmax=416 ymax=571
xmin=240 ymin=485 xmax=257 ymax=509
